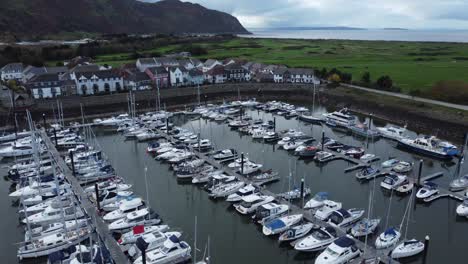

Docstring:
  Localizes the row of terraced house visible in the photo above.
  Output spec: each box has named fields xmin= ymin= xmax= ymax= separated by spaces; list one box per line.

xmin=0 ymin=55 xmax=319 ymax=100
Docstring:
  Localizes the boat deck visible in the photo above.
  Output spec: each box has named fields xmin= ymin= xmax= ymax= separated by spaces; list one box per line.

xmin=40 ymin=130 xmax=130 ymax=264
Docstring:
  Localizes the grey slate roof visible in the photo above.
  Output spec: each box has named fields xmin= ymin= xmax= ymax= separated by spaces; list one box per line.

xmin=1 ymin=63 xmax=23 ymax=72
xmin=147 ymin=66 xmax=168 ymax=75
xmin=76 ymin=70 xmax=122 ymax=79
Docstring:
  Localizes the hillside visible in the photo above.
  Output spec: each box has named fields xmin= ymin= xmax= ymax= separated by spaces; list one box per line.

xmin=0 ymin=0 xmax=249 ymax=39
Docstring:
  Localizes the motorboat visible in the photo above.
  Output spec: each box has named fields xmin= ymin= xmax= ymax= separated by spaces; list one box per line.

xmin=173 ymin=159 xmax=205 ymax=172
xmin=350 ymin=218 xmax=381 ymax=237
xmin=24 ymin=218 xmax=89 ymax=242
xmin=203 ymin=174 xmax=236 ymax=191
xmin=254 ymin=203 xmax=290 ymax=225
xmin=344 ymin=147 xmax=365 ymax=159
xmin=298 ymin=146 xmax=319 ymax=158
xmin=377 ymin=125 xmax=406 ymax=141
xmin=322 ymin=108 xmax=356 ymax=128
xmin=9 ymin=182 xmax=66 ymax=198
xmin=315 ymin=236 xmax=361 ymax=264
xmin=314 ymin=200 xmax=342 ymax=220
xmin=278 ymin=222 xmax=315 ymax=242
xmin=191 ymin=170 xmax=224 ymax=184
xmin=84 ymin=180 xmax=132 ymax=193
xmin=449 ymin=175 xmax=468 ymax=192
xmin=392 ymin=161 xmax=413 ymax=173
xmin=304 ymin=192 xmax=329 ymax=209
xmin=133 ymin=236 xmax=191 ymax=264
xmin=294 ymin=226 xmax=338 ymax=252
xmin=348 ymin=123 xmax=381 ymax=139
xmin=251 ymin=170 xmax=280 ymax=183
xmin=380 ymin=174 xmax=407 ymax=190
xmin=127 ymin=231 xmax=182 ymax=258
xmin=456 ymin=199 xmax=468 ymax=217
xmin=103 ymin=198 xmax=144 ymax=221
xmin=416 ymin=182 xmax=439 ymax=199
xmin=397 ymin=136 xmax=458 ymax=159
xmin=176 ymin=165 xmax=214 ymax=179
xmin=314 ymin=151 xmax=335 ymax=163
xmin=191 ymin=139 xmax=212 ymax=150
xmin=355 ymin=166 xmax=381 ymax=180
xmin=234 ymin=194 xmax=275 ymax=215
xmin=263 ymin=132 xmax=280 ymax=143
xmin=381 ymin=158 xmax=400 ymax=168
xmin=23 ymin=205 xmax=85 ymax=225
xmin=20 ymin=196 xmax=73 ymax=215
xmin=212 ymin=149 xmax=237 ymax=161
xmin=299 ymin=113 xmax=322 ymax=124
xmin=102 ymin=196 xmax=141 ymax=212
xmin=226 ymin=184 xmax=258 ymax=202
xmin=262 ymin=214 xmax=303 ymax=236
xmin=327 ymin=208 xmax=365 ymax=228
xmin=168 ymin=151 xmax=194 ymax=164
xmin=360 ymin=153 xmax=376 ymax=163
xmin=17 ymin=228 xmax=90 ymax=259
xmin=209 ymin=181 xmax=245 ymax=199
xmin=237 ymin=162 xmax=263 ymax=175
xmin=108 ymin=208 xmax=161 ymax=231
xmin=228 ymin=120 xmax=249 ymax=128
xmin=375 ymin=227 xmax=401 ymax=249
xmin=118 ymin=224 xmax=170 ymax=245
xmin=391 ymin=239 xmax=425 ymax=259
xmin=278 ymin=187 xmax=311 ymax=200
xmin=94 ymin=190 xmax=133 ymax=206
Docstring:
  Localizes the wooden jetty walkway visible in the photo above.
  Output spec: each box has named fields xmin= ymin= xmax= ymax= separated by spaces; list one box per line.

xmin=39 ymin=130 xmax=130 ymax=264
xmin=158 ymin=130 xmax=400 ymax=264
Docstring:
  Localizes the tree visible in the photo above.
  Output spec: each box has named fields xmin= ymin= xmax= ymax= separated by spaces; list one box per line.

xmin=318 ymin=67 xmax=327 ymax=78
xmin=341 ymin=72 xmax=352 ymax=83
xmin=361 ymin=71 xmax=370 ymax=85
xmin=376 ymin=75 xmax=393 ymax=90
xmin=328 ymin=73 xmax=341 ymax=84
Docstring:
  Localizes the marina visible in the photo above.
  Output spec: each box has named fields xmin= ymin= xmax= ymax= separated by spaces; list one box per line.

xmin=1 ymin=99 xmax=467 ymax=264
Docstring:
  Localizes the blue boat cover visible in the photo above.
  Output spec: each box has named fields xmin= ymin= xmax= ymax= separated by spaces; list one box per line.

xmin=169 ymin=234 xmax=180 ymax=243
xmin=266 ymin=219 xmax=286 ymax=230
xmin=336 ymin=208 xmax=351 ymax=218
xmin=334 ymin=236 xmax=355 ymax=247
xmin=384 ymin=228 xmax=397 ymax=236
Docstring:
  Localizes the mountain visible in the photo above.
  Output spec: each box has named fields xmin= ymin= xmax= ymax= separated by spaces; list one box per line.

xmin=0 ymin=0 xmax=249 ymax=38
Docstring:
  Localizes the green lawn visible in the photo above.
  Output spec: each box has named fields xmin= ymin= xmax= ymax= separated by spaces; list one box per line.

xmin=92 ymin=37 xmax=468 ymax=94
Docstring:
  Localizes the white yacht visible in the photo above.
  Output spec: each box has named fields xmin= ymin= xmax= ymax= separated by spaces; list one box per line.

xmin=103 ymin=198 xmax=144 ymax=221
xmin=262 ymin=214 xmax=303 ymax=236
xmin=327 ymin=208 xmax=365 ymax=228
xmin=322 ymin=108 xmax=356 ymax=128
xmin=314 ymin=200 xmax=342 ymax=220
xmin=375 ymin=228 xmax=401 ymax=249
xmin=391 ymin=239 xmax=425 ymax=259
xmin=315 ymin=236 xmax=361 ymax=264
xmin=304 ymin=192 xmax=329 ymax=209
xmin=108 ymin=208 xmax=160 ymax=231
xmin=118 ymin=224 xmax=170 ymax=245
xmin=397 ymin=136 xmax=458 ymax=160
xmin=133 ymin=236 xmax=191 ymax=264
xmin=209 ymin=181 xmax=245 ymax=198
xmin=234 ymin=194 xmax=275 ymax=215
xmin=127 ymin=232 xmax=183 ymax=258
xmin=294 ymin=226 xmax=338 ymax=252
xmin=254 ymin=203 xmax=290 ymax=225
xmin=226 ymin=184 xmax=258 ymax=202
xmin=376 ymin=125 xmax=406 ymax=141
xmin=380 ymin=174 xmax=408 ymax=190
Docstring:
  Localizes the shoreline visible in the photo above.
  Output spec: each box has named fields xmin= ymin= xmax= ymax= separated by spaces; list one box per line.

xmin=1 ymin=83 xmax=466 ymax=143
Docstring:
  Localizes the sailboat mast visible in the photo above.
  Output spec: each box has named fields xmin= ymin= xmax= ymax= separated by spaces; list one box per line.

xmin=193 ymin=216 xmax=197 ymax=264
xmin=312 ymin=83 xmax=316 ymax=114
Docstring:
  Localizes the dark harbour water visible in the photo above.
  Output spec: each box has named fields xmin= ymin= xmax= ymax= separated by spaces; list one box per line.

xmin=2 ymin=105 xmax=468 ymax=264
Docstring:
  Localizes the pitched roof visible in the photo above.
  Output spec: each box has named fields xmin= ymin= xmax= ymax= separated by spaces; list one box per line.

xmin=168 ymin=66 xmax=188 ymax=73
xmin=75 ymin=70 xmax=121 ymax=79
xmin=155 ymin=57 xmax=179 ymax=66
xmin=224 ymin=63 xmax=246 ymax=71
xmin=1 ymin=63 xmax=23 ymax=72
xmin=128 ymin=72 xmax=151 ymax=82
xmin=204 ymin=59 xmax=220 ymax=68
xmin=28 ymin=73 xmax=60 ymax=83
xmin=190 ymin=58 xmax=202 ymax=66
xmin=289 ymin=68 xmax=314 ymax=75
xmin=146 ymin=66 xmax=168 ymax=75
xmin=137 ymin=58 xmax=157 ymax=65
xmin=188 ymin=68 xmax=203 ymax=76
xmin=206 ymin=65 xmax=225 ymax=75
xmin=69 ymin=64 xmax=101 ymax=73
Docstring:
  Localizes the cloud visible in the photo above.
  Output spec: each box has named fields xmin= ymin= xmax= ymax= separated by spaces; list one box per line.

xmin=142 ymin=0 xmax=468 ymax=29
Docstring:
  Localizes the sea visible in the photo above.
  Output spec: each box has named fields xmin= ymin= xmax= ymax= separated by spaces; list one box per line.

xmin=240 ymin=29 xmax=468 ymax=43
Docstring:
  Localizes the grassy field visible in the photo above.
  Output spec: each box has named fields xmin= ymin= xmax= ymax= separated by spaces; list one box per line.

xmin=92 ymin=37 xmax=468 ymax=94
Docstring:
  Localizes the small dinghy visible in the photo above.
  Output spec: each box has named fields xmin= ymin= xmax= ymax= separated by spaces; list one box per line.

xmin=350 ymin=218 xmax=381 ymax=237
xmin=391 ymin=239 xmax=425 ymax=259
xmin=262 ymin=214 xmax=303 ymax=236
xmin=375 ymin=227 xmax=401 ymax=249
xmin=416 ymin=182 xmax=439 ymax=199
xmin=278 ymin=222 xmax=316 ymax=242
xmin=304 ymin=192 xmax=329 ymax=209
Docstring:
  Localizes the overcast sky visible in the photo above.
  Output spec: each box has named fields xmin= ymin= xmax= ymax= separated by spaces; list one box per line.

xmin=145 ymin=0 xmax=468 ymax=29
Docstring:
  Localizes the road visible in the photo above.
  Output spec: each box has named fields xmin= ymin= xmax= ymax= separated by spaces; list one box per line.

xmin=341 ymin=83 xmax=468 ymax=111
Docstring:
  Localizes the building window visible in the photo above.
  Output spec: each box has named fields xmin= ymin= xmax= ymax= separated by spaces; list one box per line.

xmin=81 ymin=85 xmax=87 ymax=95
xmin=116 ymin=82 xmax=122 ymax=91
xmin=93 ymin=84 xmax=99 ymax=94
xmin=104 ymin=83 xmax=110 ymax=93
